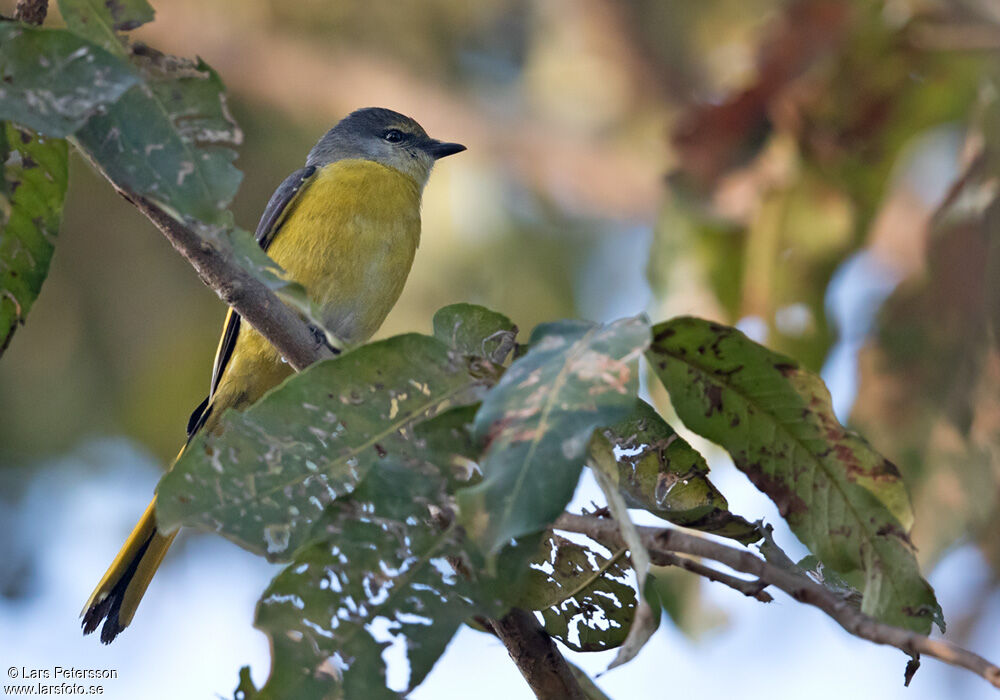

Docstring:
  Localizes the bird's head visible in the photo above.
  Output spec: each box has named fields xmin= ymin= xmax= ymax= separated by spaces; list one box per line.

xmin=307 ymin=107 xmax=465 ymax=187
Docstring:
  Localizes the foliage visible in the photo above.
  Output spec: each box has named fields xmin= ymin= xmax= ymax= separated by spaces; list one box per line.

xmin=591 ymin=399 xmax=759 ymax=543
xmin=4 ymin=0 xmax=1000 ymax=697
xmin=250 ymin=460 xmax=485 ymax=699
xmin=1 ymin=0 xmax=322 ymax=345
xmin=157 ymin=333 xmax=495 ymax=558
xmin=457 ymin=317 xmax=650 ymax=560
xmin=0 ymin=122 xmax=67 ymax=355
xmin=647 ymin=317 xmax=941 ymax=632
xmin=519 ymin=534 xmax=636 ymax=653
xmin=0 ymin=23 xmax=138 ymax=136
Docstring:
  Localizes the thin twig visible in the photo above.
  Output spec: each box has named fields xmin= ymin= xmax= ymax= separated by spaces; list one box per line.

xmin=489 ymin=608 xmax=587 ymax=700
xmin=14 ymin=0 xmax=47 ymax=24
xmin=555 ymin=513 xmax=1000 ymax=690
xmin=650 ymin=550 xmax=773 ymax=603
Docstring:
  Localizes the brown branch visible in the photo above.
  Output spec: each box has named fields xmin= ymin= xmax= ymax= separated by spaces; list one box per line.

xmin=116 ymin=192 xmax=329 ymax=371
xmin=555 ymin=513 xmax=1000 ymax=690
xmin=650 ymin=549 xmax=773 ymax=603
xmin=14 ymin=0 xmax=47 ymax=24
xmin=489 ymin=608 xmax=587 ymax=700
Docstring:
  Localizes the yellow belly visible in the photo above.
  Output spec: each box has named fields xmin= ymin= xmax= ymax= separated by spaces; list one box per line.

xmin=209 ymin=159 xmax=422 ymax=417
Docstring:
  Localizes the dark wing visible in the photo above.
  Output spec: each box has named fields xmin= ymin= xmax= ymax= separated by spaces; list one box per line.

xmin=186 ymin=165 xmax=318 ymax=439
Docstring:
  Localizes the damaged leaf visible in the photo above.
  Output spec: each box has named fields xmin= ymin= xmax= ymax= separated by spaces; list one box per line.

xmin=457 ymin=316 xmax=650 ymax=560
xmin=433 ymin=302 xmax=517 ymax=364
xmin=647 ymin=316 xmax=942 ymax=633
xmin=74 ymin=44 xmax=242 ymax=222
xmin=520 ymin=534 xmax=636 ymax=652
xmin=251 ymin=459 xmax=486 ymax=699
xmin=0 ymin=123 xmax=67 ymax=355
xmin=0 ymin=24 xmax=139 ymax=137
xmin=590 ymin=462 xmax=659 ymax=670
xmin=59 ymin=0 xmax=155 ymax=54
xmin=591 ymin=399 xmax=760 ymax=543
xmin=157 ymin=334 xmax=489 ymax=559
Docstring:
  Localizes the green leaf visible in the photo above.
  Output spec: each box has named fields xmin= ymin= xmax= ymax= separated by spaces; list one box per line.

xmin=591 ymin=399 xmax=760 ymax=544
xmin=157 ymin=334 xmax=489 ymax=559
xmin=73 ymin=44 xmax=242 ymax=222
xmin=432 ymin=302 xmax=517 ymax=363
xmin=253 ymin=460 xmax=484 ymax=700
xmin=58 ymin=0 xmax=155 ymax=54
xmin=410 ymin=403 xmax=483 ymax=492
xmin=647 ymin=316 xmax=942 ymax=632
xmin=1 ymin=123 xmax=67 ymax=355
xmin=519 ymin=534 xmax=636 ymax=652
xmin=457 ymin=316 xmax=650 ymax=559
xmin=0 ymin=24 xmax=139 ymax=137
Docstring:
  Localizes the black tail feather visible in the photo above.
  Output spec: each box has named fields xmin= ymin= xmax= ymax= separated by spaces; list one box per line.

xmin=81 ymin=530 xmax=154 ymax=644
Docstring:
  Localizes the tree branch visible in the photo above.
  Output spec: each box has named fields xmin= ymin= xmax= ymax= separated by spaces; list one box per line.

xmin=14 ymin=0 xmax=47 ymax=24
xmin=108 ymin=189 xmax=329 ymax=372
xmin=490 ymin=608 xmax=587 ymax=700
xmin=650 ymin=549 xmax=773 ymax=603
xmin=555 ymin=512 xmax=1000 ymax=690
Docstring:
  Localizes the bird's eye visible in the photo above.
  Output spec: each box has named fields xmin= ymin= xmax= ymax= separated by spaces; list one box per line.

xmin=383 ymin=129 xmax=405 ymax=143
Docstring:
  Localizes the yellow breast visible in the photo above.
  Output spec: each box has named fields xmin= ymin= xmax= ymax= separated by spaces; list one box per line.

xmin=209 ymin=159 xmax=422 ymax=417
xmin=268 ymin=159 xmax=422 ymax=343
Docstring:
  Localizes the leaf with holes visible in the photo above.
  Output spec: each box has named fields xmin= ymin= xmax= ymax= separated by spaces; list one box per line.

xmin=59 ymin=0 xmax=241 ymax=220
xmin=0 ymin=124 xmax=67 ymax=355
xmin=0 ymin=24 xmax=139 ymax=137
xmin=73 ymin=43 xmax=242 ymax=222
xmin=519 ymin=534 xmax=636 ymax=652
xmin=250 ymin=459 xmax=489 ymax=699
xmin=457 ymin=317 xmax=650 ymax=559
xmin=591 ymin=400 xmax=760 ymax=543
xmin=157 ymin=334 xmax=489 ymax=559
xmin=647 ymin=316 xmax=942 ymax=632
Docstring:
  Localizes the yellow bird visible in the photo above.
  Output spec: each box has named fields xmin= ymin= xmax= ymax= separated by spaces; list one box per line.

xmin=82 ymin=107 xmax=465 ymax=643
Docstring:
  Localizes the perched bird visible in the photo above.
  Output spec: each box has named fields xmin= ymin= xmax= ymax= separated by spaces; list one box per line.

xmin=82 ymin=107 xmax=465 ymax=643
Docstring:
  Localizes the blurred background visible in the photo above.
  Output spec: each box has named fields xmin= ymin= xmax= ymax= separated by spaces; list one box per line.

xmin=1 ymin=0 xmax=999 ymax=697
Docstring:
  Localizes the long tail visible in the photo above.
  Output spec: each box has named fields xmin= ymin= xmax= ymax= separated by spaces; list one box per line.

xmin=81 ymin=497 xmax=177 ymax=644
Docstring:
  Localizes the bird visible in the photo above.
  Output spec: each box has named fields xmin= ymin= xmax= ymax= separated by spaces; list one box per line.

xmin=81 ymin=107 xmax=466 ymax=644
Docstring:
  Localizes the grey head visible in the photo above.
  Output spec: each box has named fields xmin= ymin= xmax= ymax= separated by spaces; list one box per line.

xmin=306 ymin=107 xmax=465 ymax=187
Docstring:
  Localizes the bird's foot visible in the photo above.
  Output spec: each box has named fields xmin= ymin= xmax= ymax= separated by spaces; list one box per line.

xmin=309 ymin=323 xmax=343 ymax=356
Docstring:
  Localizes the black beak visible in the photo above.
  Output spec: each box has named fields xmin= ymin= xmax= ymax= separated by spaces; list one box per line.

xmin=423 ymin=139 xmax=466 ymax=160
